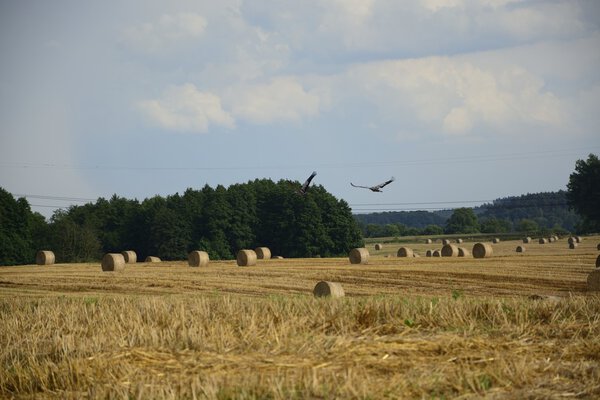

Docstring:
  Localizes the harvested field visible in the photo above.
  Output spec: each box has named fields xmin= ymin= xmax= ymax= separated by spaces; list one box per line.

xmin=1 ymin=236 xmax=599 ymax=399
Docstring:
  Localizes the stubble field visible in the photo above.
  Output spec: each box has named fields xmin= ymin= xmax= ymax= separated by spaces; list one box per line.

xmin=1 ymin=236 xmax=599 ymax=399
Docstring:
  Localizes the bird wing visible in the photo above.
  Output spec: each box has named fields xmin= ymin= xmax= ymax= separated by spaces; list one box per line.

xmin=350 ymin=182 xmax=371 ymax=190
xmin=372 ymin=177 xmax=395 ymax=190
xmin=301 ymin=171 xmax=317 ymax=192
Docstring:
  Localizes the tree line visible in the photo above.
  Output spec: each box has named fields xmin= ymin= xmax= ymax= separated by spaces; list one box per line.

xmin=0 ymin=179 xmax=364 ymax=266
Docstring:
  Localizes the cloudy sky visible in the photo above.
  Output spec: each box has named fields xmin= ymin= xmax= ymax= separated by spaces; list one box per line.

xmin=1 ymin=0 xmax=599 ymax=218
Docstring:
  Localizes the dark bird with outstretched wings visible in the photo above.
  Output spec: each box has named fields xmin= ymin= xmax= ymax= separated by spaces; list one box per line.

xmin=298 ymin=171 xmax=317 ymax=195
xmin=351 ymin=176 xmax=395 ymax=192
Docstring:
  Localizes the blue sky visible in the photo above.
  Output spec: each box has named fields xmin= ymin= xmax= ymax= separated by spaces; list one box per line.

xmin=1 ymin=0 xmax=599 ymax=218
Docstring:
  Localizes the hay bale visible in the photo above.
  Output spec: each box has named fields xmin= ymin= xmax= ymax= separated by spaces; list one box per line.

xmin=349 ymin=248 xmax=369 ymax=264
xmin=397 ymin=247 xmax=414 ymax=257
xmin=569 ymin=242 xmax=577 ymax=249
xmin=35 ymin=250 xmax=55 ymax=265
xmin=236 ymin=249 xmax=257 ymax=267
xmin=255 ymin=247 xmax=271 ymax=260
xmin=516 ymin=246 xmax=525 ymax=253
xmin=441 ymin=244 xmax=459 ymax=257
xmin=442 ymin=239 xmax=450 ymax=245
xmin=101 ymin=253 xmax=125 ymax=272
xmin=597 ymin=243 xmax=600 ymax=251
xmin=539 ymin=238 xmax=548 ymax=244
xmin=188 ymin=250 xmax=210 ymax=267
xmin=575 ymin=236 xmax=582 ymax=243
xmin=548 ymin=237 xmax=555 ymax=243
xmin=121 ymin=250 xmax=137 ymax=264
xmin=492 ymin=238 xmax=500 ymax=244
xmin=145 ymin=256 xmax=161 ymax=262
xmin=523 ymin=237 xmax=531 ymax=243
xmin=568 ymin=237 xmax=576 ymax=245
xmin=274 ymin=256 xmax=284 ymax=259
xmin=425 ymin=250 xmax=433 ymax=257
xmin=375 ymin=243 xmax=383 ymax=251
xmin=596 ymin=254 xmax=600 ymax=268
xmin=458 ymin=247 xmax=470 ymax=257
xmin=413 ymin=253 xmax=420 ymax=258
xmin=587 ymin=270 xmax=600 ymax=291
xmin=432 ymin=250 xmax=441 ymax=257
xmin=425 ymin=239 xmax=433 ymax=244
xmin=313 ymin=281 xmax=345 ymax=298
xmin=473 ymin=243 xmax=493 ymax=259
xmin=456 ymin=238 xmax=463 ymax=244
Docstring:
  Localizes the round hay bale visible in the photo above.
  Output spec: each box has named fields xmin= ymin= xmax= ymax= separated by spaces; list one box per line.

xmin=568 ymin=237 xmax=576 ymax=245
xmin=274 ymin=256 xmax=284 ymax=259
xmin=596 ymin=254 xmax=600 ymax=268
xmin=523 ymin=237 xmax=532 ymax=243
xmin=492 ymin=238 xmax=500 ymax=244
xmin=425 ymin=250 xmax=433 ymax=257
xmin=548 ymin=237 xmax=555 ymax=243
xmin=188 ymin=251 xmax=210 ymax=267
xmin=375 ymin=243 xmax=383 ymax=251
xmin=516 ymin=246 xmax=525 ymax=253
xmin=313 ymin=281 xmax=345 ymax=298
xmin=425 ymin=239 xmax=433 ymax=244
xmin=539 ymin=238 xmax=548 ymax=244
xmin=255 ymin=247 xmax=271 ymax=260
xmin=569 ymin=242 xmax=577 ymax=249
xmin=575 ymin=236 xmax=582 ymax=243
xmin=236 ymin=249 xmax=257 ymax=267
xmin=472 ymin=243 xmax=493 ymax=259
xmin=432 ymin=250 xmax=441 ymax=257
xmin=145 ymin=256 xmax=161 ymax=262
xmin=349 ymin=248 xmax=369 ymax=264
xmin=458 ymin=247 xmax=470 ymax=257
xmin=442 ymin=239 xmax=450 ymax=245
xmin=597 ymin=243 xmax=600 ymax=251
xmin=456 ymin=238 xmax=463 ymax=244
xmin=121 ymin=250 xmax=137 ymax=264
xmin=397 ymin=247 xmax=414 ymax=257
xmin=35 ymin=250 xmax=55 ymax=265
xmin=441 ymin=244 xmax=459 ymax=257
xmin=101 ymin=253 xmax=125 ymax=272
xmin=587 ymin=270 xmax=600 ymax=291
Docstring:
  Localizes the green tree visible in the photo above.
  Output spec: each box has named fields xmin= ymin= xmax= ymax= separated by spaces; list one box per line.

xmin=566 ymin=154 xmax=600 ymax=233
xmin=49 ymin=211 xmax=101 ymax=262
xmin=0 ymin=189 xmax=37 ymax=265
xmin=480 ymin=217 xmax=512 ymax=233
xmin=518 ymin=219 xmax=539 ymax=233
xmin=422 ymin=224 xmax=443 ymax=235
xmin=445 ymin=208 xmax=480 ymax=234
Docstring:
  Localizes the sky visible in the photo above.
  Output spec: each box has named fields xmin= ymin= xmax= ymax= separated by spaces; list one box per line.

xmin=1 ymin=0 xmax=599 ymax=219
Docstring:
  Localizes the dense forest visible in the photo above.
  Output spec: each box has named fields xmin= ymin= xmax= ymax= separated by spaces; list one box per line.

xmin=0 ymin=181 xmax=363 ymax=266
xmin=354 ymin=191 xmax=580 ymax=238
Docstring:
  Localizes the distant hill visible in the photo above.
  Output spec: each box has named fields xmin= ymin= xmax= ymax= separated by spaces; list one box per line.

xmin=354 ymin=190 xmax=580 ymax=232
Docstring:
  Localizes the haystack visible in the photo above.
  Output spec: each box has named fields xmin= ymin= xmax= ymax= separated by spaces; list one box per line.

xmin=539 ymin=238 xmax=548 ymax=244
xmin=432 ymin=250 xmax=441 ymax=257
xmin=313 ymin=281 xmax=345 ymax=298
xmin=492 ymin=238 xmax=500 ymax=244
xmin=523 ymin=237 xmax=531 ymax=243
xmin=349 ymin=248 xmax=369 ymax=264
xmin=473 ymin=243 xmax=493 ymax=258
xmin=375 ymin=243 xmax=383 ymax=251
xmin=425 ymin=239 xmax=433 ymax=244
xmin=597 ymin=243 xmax=600 ymax=251
xmin=101 ymin=253 xmax=125 ymax=272
xmin=425 ymin=250 xmax=433 ymax=257
xmin=456 ymin=238 xmax=463 ymax=244
xmin=516 ymin=246 xmax=525 ymax=253
xmin=458 ymin=247 xmax=470 ymax=257
xmin=575 ymin=236 xmax=582 ymax=243
xmin=548 ymin=237 xmax=555 ymax=243
xmin=397 ymin=247 xmax=413 ymax=257
xmin=569 ymin=242 xmax=577 ymax=249
xmin=597 ymin=254 xmax=600 ymax=268
xmin=255 ymin=247 xmax=271 ymax=260
xmin=145 ymin=256 xmax=161 ymax=262
xmin=35 ymin=250 xmax=55 ymax=265
xmin=274 ymin=256 xmax=284 ymax=259
xmin=188 ymin=250 xmax=210 ymax=267
xmin=588 ymin=270 xmax=600 ymax=291
xmin=442 ymin=239 xmax=450 ymax=245
xmin=121 ymin=250 xmax=137 ymax=264
xmin=236 ymin=249 xmax=257 ymax=267
xmin=441 ymin=244 xmax=459 ymax=257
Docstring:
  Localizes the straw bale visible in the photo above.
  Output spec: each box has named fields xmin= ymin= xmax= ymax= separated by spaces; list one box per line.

xmin=456 ymin=238 xmax=463 ymax=244
xmin=597 ymin=243 xmax=600 ymax=251
xmin=432 ymin=250 xmax=441 ymax=257
xmin=145 ymin=256 xmax=161 ymax=262
xmin=523 ymin=237 xmax=531 ymax=243
xmin=236 ymin=249 xmax=257 ymax=266
xmin=375 ymin=243 xmax=383 ymax=251
xmin=597 ymin=254 xmax=600 ymax=268
xmin=458 ymin=247 xmax=470 ymax=257
xmin=588 ymin=270 xmax=600 ymax=291
xmin=255 ymin=247 xmax=272 ymax=260
xmin=539 ymin=238 xmax=548 ymax=244
xmin=492 ymin=238 xmax=500 ymax=244
xmin=473 ymin=243 xmax=493 ymax=258
xmin=575 ymin=236 xmax=582 ymax=243
xmin=121 ymin=250 xmax=137 ymax=264
xmin=548 ymin=237 xmax=555 ymax=243
xmin=313 ymin=281 xmax=345 ymax=298
xmin=516 ymin=246 xmax=525 ymax=253
xmin=425 ymin=250 xmax=433 ymax=257
xmin=274 ymin=256 xmax=284 ymax=259
xmin=101 ymin=253 xmax=125 ymax=272
xmin=349 ymin=248 xmax=369 ymax=264
xmin=397 ymin=247 xmax=413 ymax=257
xmin=425 ymin=239 xmax=433 ymax=244
xmin=569 ymin=242 xmax=577 ymax=249
xmin=188 ymin=250 xmax=210 ymax=267
xmin=442 ymin=239 xmax=450 ymax=245
xmin=35 ymin=250 xmax=55 ymax=265
xmin=441 ymin=244 xmax=459 ymax=257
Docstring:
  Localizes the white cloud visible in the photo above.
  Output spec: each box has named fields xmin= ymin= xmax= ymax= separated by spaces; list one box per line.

xmin=122 ymin=12 xmax=207 ymax=52
xmin=225 ymin=77 xmax=321 ymax=124
xmin=138 ymin=84 xmax=234 ymax=133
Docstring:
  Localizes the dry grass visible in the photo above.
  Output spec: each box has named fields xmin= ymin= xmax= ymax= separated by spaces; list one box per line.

xmin=1 ymin=236 xmax=599 ymax=399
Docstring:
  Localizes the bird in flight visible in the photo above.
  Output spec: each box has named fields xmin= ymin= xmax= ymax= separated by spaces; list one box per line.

xmin=298 ymin=171 xmax=317 ymax=195
xmin=351 ymin=177 xmax=395 ymax=192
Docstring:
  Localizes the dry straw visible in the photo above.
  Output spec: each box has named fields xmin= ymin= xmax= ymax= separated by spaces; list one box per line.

xmin=101 ymin=253 xmax=125 ymax=272
xmin=425 ymin=239 xmax=433 ymax=244
xmin=539 ymin=238 xmax=548 ymax=244
xmin=35 ymin=250 xmax=55 ymax=265
xmin=588 ymin=270 xmax=600 ymax=291
xmin=313 ymin=281 xmax=345 ymax=298
xmin=254 ymin=247 xmax=272 ymax=260
xmin=349 ymin=248 xmax=369 ymax=264
xmin=121 ymin=251 xmax=137 ymax=264
xmin=397 ymin=247 xmax=414 ymax=257
xmin=576 ymin=236 xmax=582 ymax=243
xmin=145 ymin=256 xmax=161 ymax=262
xmin=458 ymin=247 xmax=470 ymax=257
xmin=188 ymin=251 xmax=210 ymax=267
xmin=237 ymin=249 xmax=257 ymax=267
xmin=425 ymin=250 xmax=433 ymax=257
xmin=473 ymin=243 xmax=493 ymax=258
xmin=432 ymin=250 xmax=441 ymax=257
xmin=441 ymin=244 xmax=459 ymax=257
xmin=492 ymin=238 xmax=500 ymax=244
xmin=442 ymin=239 xmax=450 ymax=245
xmin=523 ymin=237 xmax=531 ymax=243
xmin=456 ymin=238 xmax=463 ymax=244
xmin=375 ymin=243 xmax=383 ymax=251
xmin=516 ymin=246 xmax=525 ymax=253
